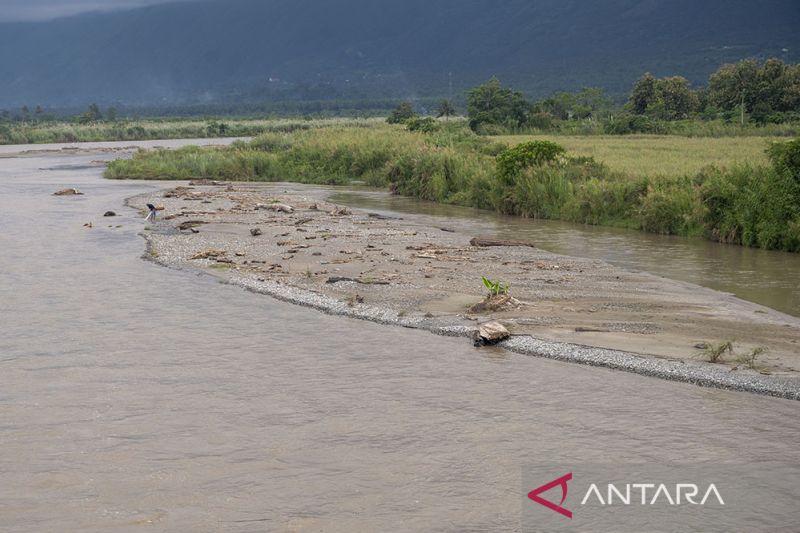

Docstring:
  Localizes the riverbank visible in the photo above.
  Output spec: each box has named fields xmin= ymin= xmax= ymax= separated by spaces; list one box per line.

xmin=106 ymin=124 xmax=800 ymax=253
xmin=130 ymin=181 xmax=800 ymax=399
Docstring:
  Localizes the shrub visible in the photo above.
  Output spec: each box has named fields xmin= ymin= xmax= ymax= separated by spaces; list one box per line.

xmin=406 ymin=117 xmax=438 ymax=133
xmin=387 ymin=102 xmax=416 ymax=124
xmin=767 ymin=138 xmax=800 ymax=182
xmin=637 ymin=178 xmax=699 ymax=235
xmin=496 ymin=140 xmax=566 ymax=184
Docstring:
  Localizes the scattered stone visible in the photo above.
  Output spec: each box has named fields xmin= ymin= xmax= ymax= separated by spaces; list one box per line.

xmin=191 ymin=249 xmax=226 ymax=260
xmin=439 ymin=227 xmax=456 ymax=232
xmin=250 ymin=228 xmax=263 ymax=236
xmin=188 ymin=179 xmax=224 ymax=186
xmin=177 ymin=220 xmax=206 ymax=231
xmin=257 ymin=202 xmax=294 ymax=213
xmin=103 ymin=211 xmax=117 ymax=217
xmin=163 ymin=187 xmax=193 ymax=198
xmin=83 ymin=222 xmax=93 ymax=228
xmin=295 ymin=217 xmax=314 ymax=226
xmin=477 ymin=321 xmax=510 ymax=345
xmin=53 ymin=188 xmax=83 ymax=196
xmin=330 ymin=206 xmax=352 ymax=216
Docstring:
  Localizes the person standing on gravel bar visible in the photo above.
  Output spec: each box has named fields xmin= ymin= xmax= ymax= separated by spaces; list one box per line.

xmin=145 ymin=203 xmax=157 ymax=222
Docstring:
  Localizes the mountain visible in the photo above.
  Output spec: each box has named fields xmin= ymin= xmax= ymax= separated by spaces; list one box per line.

xmin=1 ymin=0 xmax=798 ymax=111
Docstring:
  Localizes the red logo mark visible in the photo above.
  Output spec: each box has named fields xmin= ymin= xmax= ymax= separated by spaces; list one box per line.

xmin=528 ymin=473 xmax=573 ymax=519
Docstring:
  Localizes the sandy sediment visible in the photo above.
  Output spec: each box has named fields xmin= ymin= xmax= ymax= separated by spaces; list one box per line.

xmin=128 ymin=181 xmax=800 ymax=400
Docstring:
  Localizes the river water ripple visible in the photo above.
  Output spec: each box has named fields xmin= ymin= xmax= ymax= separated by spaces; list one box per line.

xmin=1 ymin=145 xmax=798 ymax=532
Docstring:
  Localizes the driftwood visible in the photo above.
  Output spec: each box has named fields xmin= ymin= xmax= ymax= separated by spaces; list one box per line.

xmin=53 ymin=188 xmax=83 ymax=196
xmin=470 ymin=237 xmax=535 ymax=248
xmin=326 ymin=276 xmax=391 ymax=285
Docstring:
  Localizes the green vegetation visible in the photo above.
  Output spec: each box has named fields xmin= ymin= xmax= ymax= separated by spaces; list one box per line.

xmin=0 ymin=117 xmax=380 ymax=145
xmin=105 ymin=120 xmax=800 ymax=253
xmin=464 ymin=59 xmax=800 ymax=136
xmin=386 ymin=102 xmax=417 ymax=125
xmin=700 ymin=340 xmax=735 ymax=363
xmin=496 ymin=135 xmax=775 ymax=176
xmin=737 ymin=347 xmax=766 ymax=369
xmin=482 ymin=277 xmax=511 ymax=297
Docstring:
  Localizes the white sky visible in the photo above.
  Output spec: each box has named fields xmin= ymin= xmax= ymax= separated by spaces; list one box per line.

xmin=0 ymin=0 xmax=204 ymax=22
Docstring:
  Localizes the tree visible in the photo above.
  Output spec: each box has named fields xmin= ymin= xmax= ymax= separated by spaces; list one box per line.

xmin=658 ymin=76 xmax=694 ymax=119
xmin=466 ymin=77 xmax=530 ymax=133
xmin=627 ymin=74 xmax=696 ymax=120
xmin=77 ymin=103 xmax=102 ymax=124
xmin=708 ymin=60 xmax=759 ymax=125
xmin=629 ymin=73 xmax=656 ymax=115
xmin=387 ymin=101 xmax=416 ymax=124
xmin=435 ymin=99 xmax=456 ymax=121
xmin=107 ymin=107 xmax=118 ymax=122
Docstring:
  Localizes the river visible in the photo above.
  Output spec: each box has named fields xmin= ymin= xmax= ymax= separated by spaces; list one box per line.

xmin=1 ymin=142 xmax=798 ymax=532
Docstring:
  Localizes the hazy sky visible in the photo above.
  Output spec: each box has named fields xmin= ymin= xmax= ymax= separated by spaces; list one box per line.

xmin=0 ymin=0 xmax=203 ymax=22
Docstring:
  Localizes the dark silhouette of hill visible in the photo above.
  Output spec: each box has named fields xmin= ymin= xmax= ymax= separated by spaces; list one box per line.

xmin=1 ymin=0 xmax=798 ymax=109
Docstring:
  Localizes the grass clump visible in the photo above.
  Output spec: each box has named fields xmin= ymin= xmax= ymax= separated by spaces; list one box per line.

xmin=737 ymin=347 xmax=767 ymax=369
xmin=482 ymin=276 xmax=511 ymax=296
xmin=700 ymin=340 xmax=734 ymax=363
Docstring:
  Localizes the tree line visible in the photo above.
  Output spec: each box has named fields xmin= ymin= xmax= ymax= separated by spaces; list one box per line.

xmin=386 ymin=58 xmax=800 ymax=135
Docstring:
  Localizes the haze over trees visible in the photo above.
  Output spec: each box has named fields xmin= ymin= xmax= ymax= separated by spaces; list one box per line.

xmin=0 ymin=0 xmax=797 ymax=111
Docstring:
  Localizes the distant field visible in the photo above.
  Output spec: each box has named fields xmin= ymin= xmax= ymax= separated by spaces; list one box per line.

xmin=498 ymin=135 xmax=777 ymax=177
xmin=0 ymin=117 xmax=382 ymax=145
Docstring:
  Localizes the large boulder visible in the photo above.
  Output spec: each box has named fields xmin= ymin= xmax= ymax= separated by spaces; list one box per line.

xmin=478 ymin=321 xmax=510 ymax=344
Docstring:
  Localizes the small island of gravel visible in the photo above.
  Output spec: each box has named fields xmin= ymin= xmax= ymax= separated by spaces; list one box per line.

xmin=130 ymin=181 xmax=800 ymax=399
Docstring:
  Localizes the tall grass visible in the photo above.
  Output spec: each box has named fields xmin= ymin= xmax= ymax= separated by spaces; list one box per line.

xmin=105 ymin=122 xmax=800 ymax=252
xmin=0 ymin=117 xmax=381 ymax=145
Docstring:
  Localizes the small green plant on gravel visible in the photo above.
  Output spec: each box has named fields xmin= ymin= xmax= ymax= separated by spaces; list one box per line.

xmin=482 ymin=276 xmax=511 ymax=296
xmin=305 ymin=268 xmax=313 ymax=279
xmin=701 ymin=340 xmax=734 ymax=363
xmin=737 ymin=347 xmax=766 ymax=369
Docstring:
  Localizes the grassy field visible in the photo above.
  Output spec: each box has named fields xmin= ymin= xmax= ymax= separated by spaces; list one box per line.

xmin=498 ymin=134 xmax=776 ymax=177
xmin=0 ymin=117 xmax=381 ymax=145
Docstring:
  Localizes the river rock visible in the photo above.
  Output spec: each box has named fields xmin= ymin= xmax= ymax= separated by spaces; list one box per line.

xmin=250 ymin=228 xmax=263 ymax=236
xmin=257 ymin=202 xmax=294 ymax=213
xmin=478 ymin=321 xmax=510 ymax=344
xmin=103 ymin=211 xmax=117 ymax=217
xmin=53 ymin=188 xmax=83 ymax=196
xmin=190 ymin=249 xmax=226 ymax=260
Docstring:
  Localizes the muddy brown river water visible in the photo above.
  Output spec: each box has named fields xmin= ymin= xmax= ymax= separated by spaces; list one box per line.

xmin=1 ymin=142 xmax=799 ymax=532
